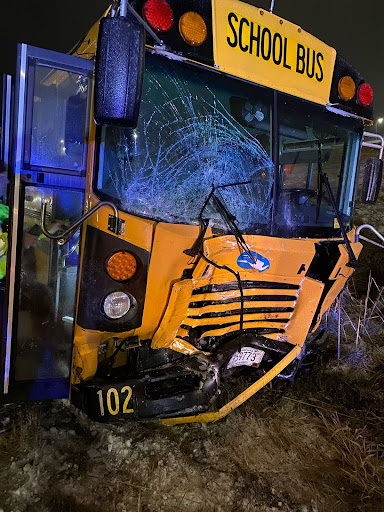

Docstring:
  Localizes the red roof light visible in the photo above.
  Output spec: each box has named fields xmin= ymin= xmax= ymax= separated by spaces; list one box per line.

xmin=357 ymin=83 xmax=373 ymax=107
xmin=143 ymin=0 xmax=174 ymax=33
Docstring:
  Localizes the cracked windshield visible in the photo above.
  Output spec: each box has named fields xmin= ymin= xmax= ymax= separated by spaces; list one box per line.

xmin=276 ymin=95 xmax=362 ymax=237
xmin=97 ymin=53 xmax=273 ymax=234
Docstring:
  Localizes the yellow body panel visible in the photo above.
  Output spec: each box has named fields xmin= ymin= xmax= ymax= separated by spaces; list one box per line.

xmin=280 ymin=277 xmax=324 ymax=345
xmin=140 ymin=223 xmax=211 ymax=339
xmin=212 ymin=0 xmax=336 ymax=105
xmin=150 ymin=234 xmax=324 ymax=355
xmin=312 ymin=242 xmax=362 ymax=331
xmin=72 ymin=328 xmax=111 ymax=382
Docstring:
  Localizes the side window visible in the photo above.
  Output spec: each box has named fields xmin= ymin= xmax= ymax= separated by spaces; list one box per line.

xmin=25 ymin=64 xmax=90 ymax=173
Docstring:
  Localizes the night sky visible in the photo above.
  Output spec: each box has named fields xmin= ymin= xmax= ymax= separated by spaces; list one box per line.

xmin=0 ymin=0 xmax=383 ymax=130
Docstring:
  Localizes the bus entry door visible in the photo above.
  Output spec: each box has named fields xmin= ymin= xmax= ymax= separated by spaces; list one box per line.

xmin=2 ymin=44 xmax=93 ymax=401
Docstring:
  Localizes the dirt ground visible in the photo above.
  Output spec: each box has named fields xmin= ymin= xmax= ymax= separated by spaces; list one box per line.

xmin=1 ymin=157 xmax=384 ymax=512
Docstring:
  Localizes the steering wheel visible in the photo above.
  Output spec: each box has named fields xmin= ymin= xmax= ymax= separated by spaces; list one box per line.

xmin=285 ymin=189 xmax=332 ymax=206
xmin=285 ymin=189 xmax=317 ymax=205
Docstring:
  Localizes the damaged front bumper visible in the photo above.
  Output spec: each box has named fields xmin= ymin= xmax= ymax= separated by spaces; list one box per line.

xmin=72 ymin=336 xmax=301 ymax=424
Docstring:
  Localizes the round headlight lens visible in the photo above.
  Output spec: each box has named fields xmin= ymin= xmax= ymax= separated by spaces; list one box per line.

xmin=103 ymin=292 xmax=131 ymax=320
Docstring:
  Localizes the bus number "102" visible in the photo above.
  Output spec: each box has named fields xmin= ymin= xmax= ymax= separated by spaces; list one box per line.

xmin=97 ymin=386 xmax=134 ymax=416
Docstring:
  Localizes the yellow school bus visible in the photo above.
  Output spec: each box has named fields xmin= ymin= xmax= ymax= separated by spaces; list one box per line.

xmin=1 ymin=0 xmax=383 ymax=423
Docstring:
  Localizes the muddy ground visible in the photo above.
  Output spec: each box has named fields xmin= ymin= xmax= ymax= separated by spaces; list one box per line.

xmin=1 ymin=157 xmax=384 ymax=512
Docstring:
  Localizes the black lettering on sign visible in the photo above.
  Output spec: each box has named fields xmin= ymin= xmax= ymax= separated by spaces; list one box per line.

xmin=261 ymin=27 xmax=272 ymax=61
xmin=249 ymin=21 xmax=260 ymax=56
xmin=227 ymin=12 xmax=238 ymax=48
xmin=239 ymin=17 xmax=250 ymax=52
xmin=225 ymin=14 xmax=324 ymax=84
xmin=283 ymin=37 xmax=291 ymax=69
xmin=316 ymin=52 xmax=324 ymax=82
xmin=306 ymin=48 xmax=315 ymax=79
xmin=296 ymin=43 xmax=305 ymax=74
xmin=272 ymin=32 xmax=283 ymax=65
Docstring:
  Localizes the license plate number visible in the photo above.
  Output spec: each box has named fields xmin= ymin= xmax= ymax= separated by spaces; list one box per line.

xmin=227 ymin=347 xmax=265 ymax=369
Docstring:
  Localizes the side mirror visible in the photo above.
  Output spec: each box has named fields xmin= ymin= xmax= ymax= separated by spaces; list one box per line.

xmin=94 ymin=14 xmax=145 ymax=127
xmin=361 ymin=157 xmax=383 ymax=204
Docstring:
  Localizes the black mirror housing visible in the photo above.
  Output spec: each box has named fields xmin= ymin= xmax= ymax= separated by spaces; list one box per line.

xmin=94 ymin=15 xmax=145 ymax=127
xmin=361 ymin=157 xmax=383 ymax=204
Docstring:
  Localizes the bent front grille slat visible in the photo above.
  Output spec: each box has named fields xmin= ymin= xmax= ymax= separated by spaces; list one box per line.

xmin=187 ymin=300 xmax=296 ymax=317
xmin=188 ymin=307 xmax=294 ymax=320
xmin=192 ymin=281 xmax=300 ymax=295
xmin=179 ymin=279 xmax=300 ymax=351
xmin=189 ymin=294 xmax=298 ymax=308
xmin=175 ymin=327 xmax=285 ymax=342
xmin=180 ymin=323 xmax=286 ymax=340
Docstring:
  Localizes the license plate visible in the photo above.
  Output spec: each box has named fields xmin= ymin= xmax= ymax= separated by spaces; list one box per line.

xmin=227 ymin=347 xmax=265 ymax=369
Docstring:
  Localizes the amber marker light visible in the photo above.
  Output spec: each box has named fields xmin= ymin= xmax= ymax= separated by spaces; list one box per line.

xmin=338 ymin=76 xmax=356 ymax=101
xmin=179 ymin=11 xmax=207 ymax=47
xmin=106 ymin=251 xmax=137 ymax=282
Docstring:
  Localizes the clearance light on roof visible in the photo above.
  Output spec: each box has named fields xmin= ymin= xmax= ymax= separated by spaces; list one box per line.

xmin=357 ymin=83 xmax=373 ymax=107
xmin=179 ymin=11 xmax=207 ymax=47
xmin=106 ymin=251 xmax=137 ymax=282
xmin=143 ymin=0 xmax=174 ymax=33
xmin=338 ymin=76 xmax=356 ymax=102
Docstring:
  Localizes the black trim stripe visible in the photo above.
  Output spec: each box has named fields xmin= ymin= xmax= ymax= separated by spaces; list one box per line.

xmin=189 ymin=294 xmax=297 ymax=308
xmin=175 ymin=327 xmax=285 ymax=342
xmin=192 ymin=281 xmax=300 ymax=295
xmin=181 ymin=318 xmax=290 ymax=331
xmin=188 ymin=307 xmax=294 ymax=320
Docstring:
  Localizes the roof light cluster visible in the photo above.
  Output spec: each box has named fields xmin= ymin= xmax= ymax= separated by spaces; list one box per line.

xmin=338 ymin=75 xmax=373 ymax=107
xmin=142 ymin=0 xmax=207 ymax=46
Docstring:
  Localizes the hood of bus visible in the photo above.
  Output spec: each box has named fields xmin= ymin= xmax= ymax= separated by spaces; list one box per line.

xmin=72 ymin=213 xmax=362 ymax=382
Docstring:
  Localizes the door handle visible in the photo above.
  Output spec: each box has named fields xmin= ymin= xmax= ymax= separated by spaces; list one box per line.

xmin=40 ymin=200 xmax=120 ymax=245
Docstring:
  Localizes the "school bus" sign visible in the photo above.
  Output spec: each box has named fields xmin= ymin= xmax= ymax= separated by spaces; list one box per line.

xmin=212 ymin=0 xmax=336 ymax=106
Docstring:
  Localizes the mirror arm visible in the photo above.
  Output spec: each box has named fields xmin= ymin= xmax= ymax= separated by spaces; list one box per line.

xmin=362 ymin=131 xmax=384 ymax=160
xmin=41 ymin=201 xmax=119 ymax=246
xmin=355 ymin=224 xmax=384 ymax=249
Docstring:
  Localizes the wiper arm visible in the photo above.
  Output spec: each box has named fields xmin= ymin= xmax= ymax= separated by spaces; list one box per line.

xmin=184 ymin=181 xmax=256 ymax=265
xmin=317 ymin=141 xmax=358 ymax=268
xmin=211 ymin=187 xmax=256 ymax=264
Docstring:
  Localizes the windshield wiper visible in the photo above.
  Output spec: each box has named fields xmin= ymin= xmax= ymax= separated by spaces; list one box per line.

xmin=184 ymin=181 xmax=256 ymax=265
xmin=317 ymin=141 xmax=358 ymax=268
xmin=184 ymin=182 xmax=254 ymax=342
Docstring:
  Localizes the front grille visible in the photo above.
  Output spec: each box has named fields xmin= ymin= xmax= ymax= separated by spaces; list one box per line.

xmin=177 ymin=280 xmax=299 ymax=351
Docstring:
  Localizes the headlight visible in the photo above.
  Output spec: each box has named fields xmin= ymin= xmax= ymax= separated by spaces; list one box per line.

xmin=102 ymin=292 xmax=131 ymax=320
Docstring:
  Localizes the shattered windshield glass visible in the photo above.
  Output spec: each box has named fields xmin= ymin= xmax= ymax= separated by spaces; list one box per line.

xmin=96 ymin=53 xmax=273 ymax=234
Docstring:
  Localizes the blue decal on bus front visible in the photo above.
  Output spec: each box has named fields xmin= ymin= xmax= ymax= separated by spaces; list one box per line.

xmin=237 ymin=251 xmax=270 ymax=272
